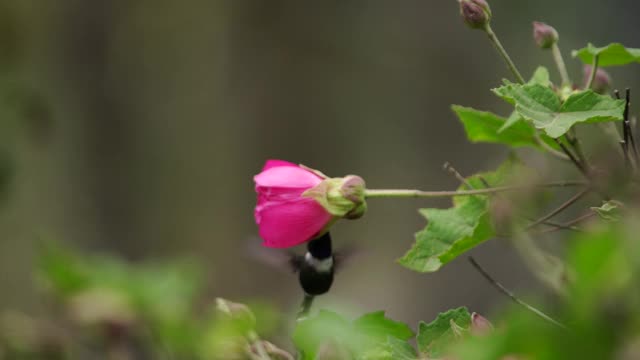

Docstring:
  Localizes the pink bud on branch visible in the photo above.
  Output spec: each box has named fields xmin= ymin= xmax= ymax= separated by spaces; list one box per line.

xmin=470 ymin=312 xmax=494 ymax=335
xmin=533 ymin=21 xmax=559 ymax=49
xmin=583 ymin=65 xmax=612 ymax=94
xmin=459 ymin=0 xmax=491 ymax=30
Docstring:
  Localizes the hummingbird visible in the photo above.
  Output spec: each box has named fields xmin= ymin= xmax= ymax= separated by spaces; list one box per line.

xmin=290 ymin=231 xmax=343 ymax=318
xmin=249 ymin=231 xmax=351 ymax=318
xmin=290 ymin=231 xmax=335 ymax=297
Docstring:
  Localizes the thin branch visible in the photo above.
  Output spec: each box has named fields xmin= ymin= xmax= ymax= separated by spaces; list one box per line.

xmin=566 ymin=131 xmax=588 ymax=169
xmin=624 ymin=89 xmax=631 ymax=125
xmin=534 ymin=133 xmax=570 ymax=161
xmin=534 ymin=221 xmax=584 ymax=233
xmin=443 ymin=162 xmax=473 ymax=187
xmin=525 ymin=188 xmax=591 ymax=229
xmin=625 ymin=89 xmax=638 ymax=162
xmin=537 ymin=211 xmax=596 ymax=234
xmin=364 ymin=181 xmax=587 ymax=199
xmin=445 ymin=164 xmax=582 ymax=233
xmin=554 ymin=139 xmax=589 ymax=177
xmin=621 ymin=140 xmax=632 ymax=170
xmin=560 ymin=211 xmax=597 ymax=226
xmin=468 ymin=256 xmax=568 ymax=330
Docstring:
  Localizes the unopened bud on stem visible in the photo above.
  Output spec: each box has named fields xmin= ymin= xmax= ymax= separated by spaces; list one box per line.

xmin=470 ymin=312 xmax=494 ymax=335
xmin=533 ymin=21 xmax=558 ymax=49
xmin=459 ymin=0 xmax=491 ymax=30
xmin=216 ymin=298 xmax=256 ymax=330
xmin=583 ymin=65 xmax=612 ymax=94
xmin=303 ymin=175 xmax=367 ymax=220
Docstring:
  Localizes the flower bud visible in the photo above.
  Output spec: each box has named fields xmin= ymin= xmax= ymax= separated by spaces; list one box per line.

xmin=340 ymin=175 xmax=367 ymax=219
xmin=216 ymin=298 xmax=256 ymax=330
xmin=532 ymin=21 xmax=558 ymax=49
xmin=470 ymin=312 xmax=493 ymax=336
xmin=459 ymin=0 xmax=491 ymax=30
xmin=303 ymin=175 xmax=367 ymax=220
xmin=583 ymin=65 xmax=612 ymax=94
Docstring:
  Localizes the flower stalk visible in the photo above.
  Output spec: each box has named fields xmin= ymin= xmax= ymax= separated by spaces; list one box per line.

xmin=364 ymin=181 xmax=587 ymax=199
xmin=585 ymin=55 xmax=600 ymax=90
xmin=485 ymin=24 xmax=526 ymax=84
xmin=551 ymin=43 xmax=571 ymax=86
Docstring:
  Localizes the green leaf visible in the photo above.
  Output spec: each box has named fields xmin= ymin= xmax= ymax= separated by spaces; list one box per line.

xmin=293 ymin=310 xmax=414 ymax=360
xmin=567 ymin=224 xmax=631 ymax=317
xmin=361 ymin=337 xmax=418 ymax=360
xmin=417 ymin=307 xmax=471 ymax=358
xmin=497 ymin=66 xmax=551 ymax=133
xmin=353 ymin=311 xmax=414 ymax=342
xmin=590 ymin=200 xmax=623 ymax=222
xmin=572 ymin=43 xmax=640 ymax=67
xmin=292 ymin=311 xmax=350 ymax=360
xmin=398 ymin=157 xmax=523 ymax=272
xmin=528 ymin=66 xmax=551 ymax=87
xmin=452 ymin=105 xmax=543 ymax=149
xmin=493 ymin=82 xmax=625 ymax=138
xmin=384 ymin=337 xmax=417 ymax=359
xmin=497 ymin=111 xmax=522 ymax=133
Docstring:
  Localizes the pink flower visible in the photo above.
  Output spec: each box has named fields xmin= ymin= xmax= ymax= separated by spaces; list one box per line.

xmin=254 ymin=160 xmax=334 ymax=248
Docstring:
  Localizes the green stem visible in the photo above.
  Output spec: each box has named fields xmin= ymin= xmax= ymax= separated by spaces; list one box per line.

xmin=364 ymin=181 xmax=586 ymax=199
xmin=585 ymin=55 xmax=599 ymax=90
xmin=485 ymin=24 xmax=526 ymax=84
xmin=551 ymin=43 xmax=571 ymax=86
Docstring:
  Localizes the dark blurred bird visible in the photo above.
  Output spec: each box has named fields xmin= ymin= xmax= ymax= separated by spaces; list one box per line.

xmin=249 ymin=231 xmax=353 ymax=319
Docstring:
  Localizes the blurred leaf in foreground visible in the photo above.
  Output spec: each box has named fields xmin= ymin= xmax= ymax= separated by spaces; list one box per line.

xmin=37 ymin=242 xmax=203 ymax=355
xmin=293 ymin=310 xmax=413 ymax=360
xmin=417 ymin=307 xmax=471 ymax=358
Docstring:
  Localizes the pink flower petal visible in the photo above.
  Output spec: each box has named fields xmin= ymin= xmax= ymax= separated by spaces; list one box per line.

xmin=254 ymin=187 xmax=306 ymax=217
xmin=262 ymin=159 xmax=298 ymax=171
xmin=256 ymin=197 xmax=333 ymax=248
xmin=254 ymin=166 xmax=322 ymax=189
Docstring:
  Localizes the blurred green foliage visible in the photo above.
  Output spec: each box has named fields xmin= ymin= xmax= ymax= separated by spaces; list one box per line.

xmin=10 ymin=221 xmax=640 ymax=359
xmin=2 ymin=243 xmax=291 ymax=359
xmin=0 ymin=1 xmax=639 ymax=359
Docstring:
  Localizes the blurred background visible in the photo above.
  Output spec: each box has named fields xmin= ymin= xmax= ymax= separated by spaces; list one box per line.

xmin=0 ymin=0 xmax=639 ymax=328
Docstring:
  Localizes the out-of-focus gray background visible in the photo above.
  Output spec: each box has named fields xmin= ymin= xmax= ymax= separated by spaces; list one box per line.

xmin=1 ymin=0 xmax=639 ymax=325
